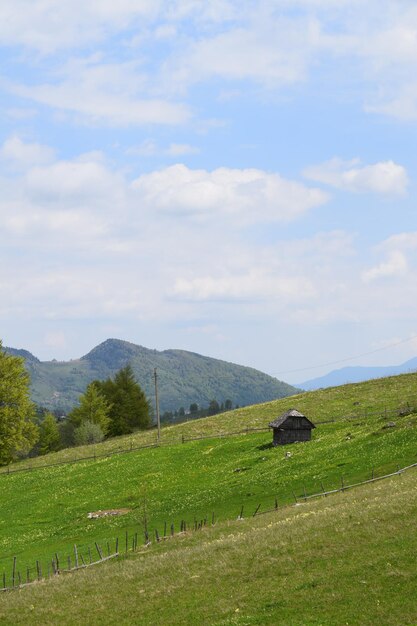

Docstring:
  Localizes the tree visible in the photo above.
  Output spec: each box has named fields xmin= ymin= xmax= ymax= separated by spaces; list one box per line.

xmin=95 ymin=365 xmax=151 ymax=436
xmin=0 ymin=341 xmax=39 ymax=465
xmin=224 ymin=399 xmax=233 ymax=411
xmin=207 ymin=399 xmax=220 ymax=416
xmin=38 ymin=413 xmax=61 ymax=455
xmin=68 ymin=383 xmax=111 ymax=435
xmin=189 ymin=403 xmax=199 ymax=415
xmin=73 ymin=421 xmax=105 ymax=446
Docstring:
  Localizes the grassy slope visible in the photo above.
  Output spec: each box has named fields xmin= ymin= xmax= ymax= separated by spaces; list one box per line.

xmin=1 ymin=471 xmax=416 ymax=626
xmin=6 ymin=368 xmax=417 ymax=472
xmin=0 ymin=376 xmax=416 ymax=577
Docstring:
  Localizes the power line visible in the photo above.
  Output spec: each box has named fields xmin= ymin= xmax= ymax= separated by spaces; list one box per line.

xmin=270 ymin=334 xmax=417 ymax=377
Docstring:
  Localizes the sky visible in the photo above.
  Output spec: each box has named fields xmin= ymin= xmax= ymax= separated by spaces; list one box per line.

xmin=1 ymin=0 xmax=417 ymax=384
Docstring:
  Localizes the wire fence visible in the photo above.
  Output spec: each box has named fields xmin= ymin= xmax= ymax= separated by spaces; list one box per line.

xmin=2 ymin=455 xmax=416 ymax=593
xmin=1 ymin=396 xmax=417 ymax=478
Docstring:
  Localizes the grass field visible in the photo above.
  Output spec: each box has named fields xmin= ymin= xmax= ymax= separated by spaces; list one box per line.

xmin=0 ymin=371 xmax=416 ymax=625
xmin=0 ymin=378 xmax=416 ymax=581
xmin=0 ymin=469 xmax=416 ymax=625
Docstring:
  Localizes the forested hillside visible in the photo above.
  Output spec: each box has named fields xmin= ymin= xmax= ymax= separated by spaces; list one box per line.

xmin=6 ymin=339 xmax=298 ymax=414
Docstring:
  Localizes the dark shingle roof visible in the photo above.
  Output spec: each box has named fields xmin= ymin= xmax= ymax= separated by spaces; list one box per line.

xmin=268 ymin=409 xmax=315 ymax=429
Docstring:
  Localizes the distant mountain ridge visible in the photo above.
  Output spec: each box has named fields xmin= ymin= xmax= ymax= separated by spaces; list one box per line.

xmin=297 ymin=356 xmax=417 ymax=390
xmin=5 ymin=339 xmax=298 ymax=415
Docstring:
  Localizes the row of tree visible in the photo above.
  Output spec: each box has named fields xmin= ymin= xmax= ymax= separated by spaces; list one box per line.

xmin=38 ymin=365 xmax=151 ymax=452
xmin=0 ymin=340 xmax=152 ymax=464
xmin=161 ymin=399 xmax=237 ymax=423
xmin=0 ymin=338 xmax=241 ymax=463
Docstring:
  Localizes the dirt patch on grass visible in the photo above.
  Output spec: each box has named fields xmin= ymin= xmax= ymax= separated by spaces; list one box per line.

xmin=87 ymin=508 xmax=131 ymax=519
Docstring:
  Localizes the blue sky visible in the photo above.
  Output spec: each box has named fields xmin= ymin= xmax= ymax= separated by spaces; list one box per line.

xmin=1 ymin=0 xmax=417 ymax=383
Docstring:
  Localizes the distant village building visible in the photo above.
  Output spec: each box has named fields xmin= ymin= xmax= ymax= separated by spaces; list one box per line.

xmin=269 ymin=409 xmax=315 ymax=446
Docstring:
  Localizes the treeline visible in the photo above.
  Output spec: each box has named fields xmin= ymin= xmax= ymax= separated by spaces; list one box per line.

xmin=35 ymin=365 xmax=151 ymax=455
xmin=0 ymin=338 xmax=152 ymax=465
xmin=161 ymin=399 xmax=238 ymax=424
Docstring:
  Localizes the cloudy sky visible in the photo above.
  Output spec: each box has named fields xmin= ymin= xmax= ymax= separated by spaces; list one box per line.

xmin=1 ymin=0 xmax=417 ymax=383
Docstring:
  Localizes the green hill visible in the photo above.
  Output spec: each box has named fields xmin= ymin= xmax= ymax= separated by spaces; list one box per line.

xmin=0 ymin=372 xmax=417 ymax=622
xmin=0 ymin=370 xmax=416 ymax=582
xmin=5 ymin=339 xmax=298 ymax=414
xmin=0 ymin=464 xmax=416 ymax=625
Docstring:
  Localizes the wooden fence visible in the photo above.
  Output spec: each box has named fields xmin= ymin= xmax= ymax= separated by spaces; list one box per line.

xmin=1 ymin=396 xmax=416 ymax=478
xmin=2 ymin=456 xmax=416 ymax=593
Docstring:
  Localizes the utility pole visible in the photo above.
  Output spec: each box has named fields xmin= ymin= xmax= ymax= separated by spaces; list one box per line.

xmin=154 ymin=368 xmax=161 ymax=442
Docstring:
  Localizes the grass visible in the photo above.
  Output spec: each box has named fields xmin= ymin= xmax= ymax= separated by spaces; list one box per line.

xmin=1 ymin=372 xmax=417 ymax=623
xmin=0 ymin=400 xmax=416 ymax=580
xmin=0 ymin=470 xmax=416 ymax=625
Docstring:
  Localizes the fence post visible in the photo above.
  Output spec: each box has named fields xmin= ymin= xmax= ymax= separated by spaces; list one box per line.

xmin=12 ymin=557 xmax=16 ymax=588
xmin=321 ymin=481 xmax=326 ymax=496
xmin=95 ymin=542 xmax=103 ymax=560
xmin=253 ymin=504 xmax=261 ymax=517
xmin=74 ymin=545 xmax=79 ymax=569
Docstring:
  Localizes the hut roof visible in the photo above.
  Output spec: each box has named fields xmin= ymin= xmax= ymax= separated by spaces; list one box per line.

xmin=268 ymin=409 xmax=315 ymax=429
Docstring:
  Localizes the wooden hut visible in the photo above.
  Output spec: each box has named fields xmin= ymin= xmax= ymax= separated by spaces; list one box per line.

xmin=269 ymin=409 xmax=315 ymax=446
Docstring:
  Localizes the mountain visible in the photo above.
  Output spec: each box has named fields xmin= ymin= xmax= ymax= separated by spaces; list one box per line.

xmin=297 ymin=356 xmax=417 ymax=390
xmin=5 ymin=339 xmax=299 ymax=415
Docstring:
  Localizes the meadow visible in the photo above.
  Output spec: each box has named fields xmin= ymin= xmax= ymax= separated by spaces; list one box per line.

xmin=0 ymin=470 xmax=416 ymax=625
xmin=4 ymin=368 xmax=417 ymax=474
xmin=0 ymin=373 xmax=417 ymax=582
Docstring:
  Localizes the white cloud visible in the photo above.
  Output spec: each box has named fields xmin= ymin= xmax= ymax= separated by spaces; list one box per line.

xmin=365 ymin=85 xmax=417 ymax=122
xmin=303 ymin=158 xmax=408 ymax=195
xmin=379 ymin=231 xmax=417 ymax=251
xmin=162 ymin=15 xmax=323 ymax=94
xmin=43 ymin=331 xmax=68 ymax=350
xmin=362 ymin=250 xmax=408 ymax=283
xmin=0 ymin=0 xmax=161 ymax=52
xmin=1 ymin=136 xmax=55 ymax=169
xmin=9 ymin=55 xmax=190 ymax=127
xmin=127 ymin=140 xmax=199 ymax=157
xmin=131 ymin=164 xmax=328 ymax=222
xmin=166 ymin=143 xmax=200 ymax=156
xmin=361 ymin=230 xmax=417 ymax=283
xmin=25 ymin=157 xmax=125 ymax=204
xmin=172 ymin=271 xmax=316 ymax=302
